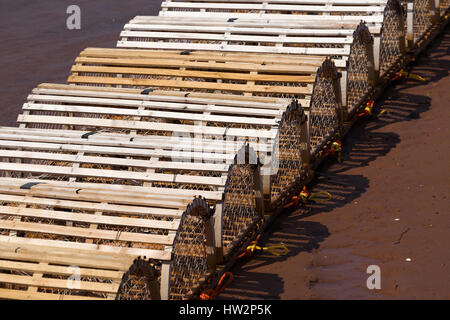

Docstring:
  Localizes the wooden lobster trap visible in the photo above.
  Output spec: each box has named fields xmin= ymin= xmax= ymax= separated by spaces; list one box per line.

xmin=0 ymin=77 xmax=318 ymax=298
xmin=66 ymin=48 xmax=343 ymax=201
xmin=2 ymin=83 xmax=293 ymax=298
xmin=117 ymin=16 xmax=374 ymax=117
xmin=158 ymin=0 xmax=406 ymax=78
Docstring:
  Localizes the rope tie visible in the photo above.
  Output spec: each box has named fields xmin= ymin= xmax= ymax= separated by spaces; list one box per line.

xmin=392 ymin=70 xmax=426 ymax=82
xmin=283 ymin=186 xmax=332 ymax=209
xmin=324 ymin=140 xmax=342 ymax=162
xmin=358 ymin=100 xmax=374 ymax=118
xmin=200 ymin=272 xmax=233 ymax=300
xmin=237 ymin=235 xmax=289 ymax=260
xmin=358 ymin=100 xmax=389 ymax=119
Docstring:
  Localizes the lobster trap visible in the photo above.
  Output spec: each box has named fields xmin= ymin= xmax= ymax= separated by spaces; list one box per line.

xmin=157 ymin=0 xmax=406 ymax=79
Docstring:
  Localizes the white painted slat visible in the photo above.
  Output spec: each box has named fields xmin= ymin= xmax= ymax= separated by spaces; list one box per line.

xmin=0 ymin=206 xmax=180 ymax=230
xmin=115 ymin=40 xmax=350 ymax=56
xmin=0 ymin=177 xmax=224 ymax=201
xmin=160 ymin=2 xmax=386 ymax=12
xmin=0 ymin=193 xmax=185 ymax=217
xmin=0 ymin=162 xmax=227 ymax=187
xmin=0 ymin=236 xmax=172 ymax=261
xmin=158 ymin=11 xmax=385 ymax=23
xmin=119 ymin=30 xmax=355 ymax=44
xmin=23 ymin=103 xmax=278 ymax=126
xmin=17 ymin=115 xmax=277 ymax=139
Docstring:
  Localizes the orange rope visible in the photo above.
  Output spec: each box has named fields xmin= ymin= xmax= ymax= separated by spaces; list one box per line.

xmin=358 ymin=100 xmax=374 ymax=118
xmin=200 ymin=272 xmax=233 ymax=300
xmin=324 ymin=141 xmax=342 ymax=162
xmin=283 ymin=186 xmax=310 ymax=209
xmin=237 ymin=234 xmax=262 ymax=259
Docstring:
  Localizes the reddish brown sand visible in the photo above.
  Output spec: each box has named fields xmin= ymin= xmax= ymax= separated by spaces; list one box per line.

xmin=0 ymin=0 xmax=160 ymax=126
xmin=220 ymin=28 xmax=450 ymax=300
xmin=0 ymin=1 xmax=448 ymax=300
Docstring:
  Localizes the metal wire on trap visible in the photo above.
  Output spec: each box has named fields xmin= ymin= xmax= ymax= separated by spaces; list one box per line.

xmin=347 ymin=23 xmax=373 ymax=114
xmin=116 ymin=258 xmax=160 ymax=300
xmin=309 ymin=59 xmax=341 ymax=155
xmin=221 ymin=145 xmax=261 ymax=253
xmin=380 ymin=0 xmax=405 ymax=77
xmin=169 ymin=197 xmax=213 ymax=300
xmin=270 ymin=99 xmax=306 ymax=206
xmin=414 ymin=0 xmax=433 ymax=43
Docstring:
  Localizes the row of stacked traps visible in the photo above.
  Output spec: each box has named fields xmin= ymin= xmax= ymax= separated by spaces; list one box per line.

xmin=0 ymin=0 xmax=443 ymax=300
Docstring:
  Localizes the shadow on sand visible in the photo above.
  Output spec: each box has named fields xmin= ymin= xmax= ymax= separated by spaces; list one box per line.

xmin=219 ymin=26 xmax=450 ymax=299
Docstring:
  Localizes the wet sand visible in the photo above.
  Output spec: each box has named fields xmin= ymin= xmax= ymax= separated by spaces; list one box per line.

xmin=0 ymin=0 xmax=160 ymax=126
xmin=220 ymin=27 xmax=450 ymax=300
xmin=1 ymin=0 xmax=449 ymax=300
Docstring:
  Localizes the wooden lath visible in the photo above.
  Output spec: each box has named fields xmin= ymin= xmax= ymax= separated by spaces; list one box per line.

xmin=67 ymin=48 xmax=322 ymax=102
xmin=159 ymin=0 xmax=388 ymax=21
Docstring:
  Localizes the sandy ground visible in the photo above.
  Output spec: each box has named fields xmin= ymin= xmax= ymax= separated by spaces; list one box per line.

xmin=220 ymin=28 xmax=450 ymax=300
xmin=0 ymin=0 xmax=161 ymax=126
xmin=0 ymin=0 xmax=448 ymax=300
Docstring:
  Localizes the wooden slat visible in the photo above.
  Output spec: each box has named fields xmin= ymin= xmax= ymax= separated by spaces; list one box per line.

xmin=0 ymin=205 xmax=179 ymax=231
xmin=0 ymin=193 xmax=186 ymax=216
xmin=17 ymin=115 xmax=277 ymax=139
xmin=0 ymin=288 xmax=110 ymax=300
xmin=158 ymin=11 xmax=386 ymax=22
xmin=0 ymin=162 xmax=227 ymax=187
xmin=0 ymin=220 xmax=175 ymax=245
xmin=67 ymin=75 xmax=313 ymax=95
xmin=23 ymin=102 xmax=279 ymax=126
xmin=0 ymin=236 xmax=172 ymax=260
xmin=0 ymin=241 xmax=135 ymax=270
xmin=160 ymin=1 xmax=386 ymax=12
xmin=0 ymin=273 xmax=119 ymax=294
xmin=35 ymin=83 xmax=296 ymax=105
xmin=0 ymin=177 xmax=224 ymax=201
xmin=0 ymin=260 xmax=124 ymax=281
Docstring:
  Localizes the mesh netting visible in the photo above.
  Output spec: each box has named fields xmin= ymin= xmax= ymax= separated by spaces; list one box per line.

xmin=222 ymin=146 xmax=260 ymax=252
xmin=441 ymin=0 xmax=450 ymax=13
xmin=414 ymin=0 xmax=433 ymax=43
xmin=116 ymin=259 xmax=159 ymax=300
xmin=380 ymin=0 xmax=404 ymax=77
xmin=169 ymin=198 xmax=211 ymax=300
xmin=309 ymin=60 xmax=340 ymax=154
xmin=270 ymin=100 xmax=306 ymax=205
xmin=347 ymin=25 xmax=372 ymax=114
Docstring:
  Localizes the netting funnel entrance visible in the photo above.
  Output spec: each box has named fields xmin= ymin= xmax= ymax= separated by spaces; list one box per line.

xmin=116 ymin=258 xmax=160 ymax=300
xmin=221 ymin=145 xmax=263 ymax=258
xmin=169 ymin=197 xmax=214 ymax=300
xmin=347 ymin=23 xmax=375 ymax=115
xmin=379 ymin=0 xmax=406 ymax=77
xmin=269 ymin=99 xmax=307 ymax=208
